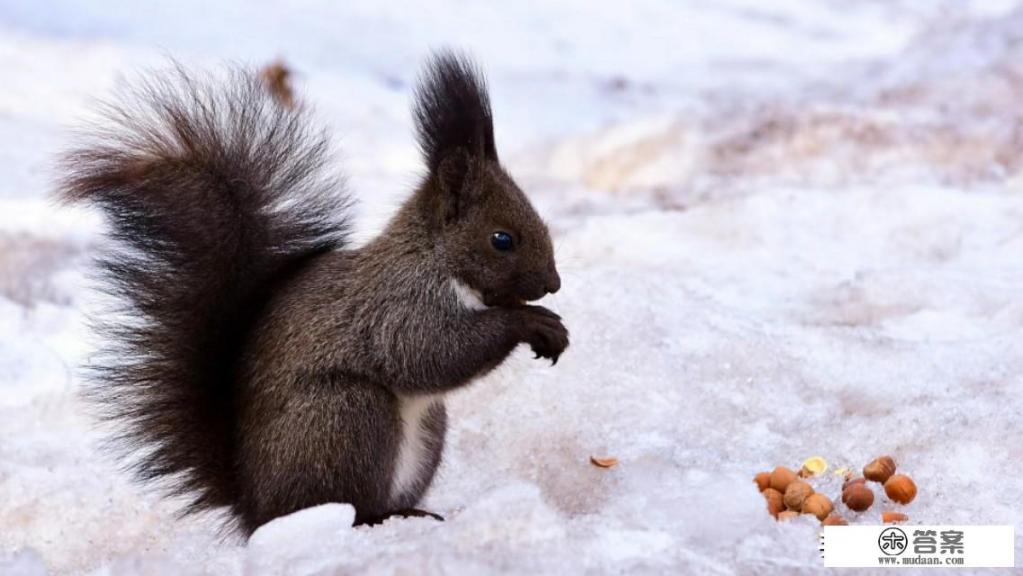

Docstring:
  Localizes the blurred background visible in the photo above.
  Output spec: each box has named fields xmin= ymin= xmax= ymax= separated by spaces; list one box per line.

xmin=2 ymin=1 xmax=1022 ymax=574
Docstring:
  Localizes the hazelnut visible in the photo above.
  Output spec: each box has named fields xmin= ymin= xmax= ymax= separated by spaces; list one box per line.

xmin=842 ymin=477 xmax=866 ymax=492
xmin=763 ymin=488 xmax=784 ymax=518
xmin=842 ymin=483 xmax=874 ymax=512
xmin=777 ymin=510 xmax=800 ymax=522
xmin=769 ymin=466 xmax=798 ymax=493
xmin=754 ymin=471 xmax=771 ymax=492
xmin=822 ymin=513 xmax=848 ymax=526
xmin=863 ymin=456 xmax=896 ymax=483
xmin=882 ymin=511 xmax=908 ymax=524
xmin=801 ymin=493 xmax=834 ymax=521
xmin=884 ymin=474 xmax=917 ymax=504
xmin=783 ymin=480 xmax=814 ymax=511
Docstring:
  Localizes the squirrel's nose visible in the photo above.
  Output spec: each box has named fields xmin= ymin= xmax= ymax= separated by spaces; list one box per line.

xmin=545 ymin=269 xmax=561 ymax=295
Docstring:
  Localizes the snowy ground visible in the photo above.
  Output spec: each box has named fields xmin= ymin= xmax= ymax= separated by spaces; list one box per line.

xmin=2 ymin=1 xmax=1023 ymax=574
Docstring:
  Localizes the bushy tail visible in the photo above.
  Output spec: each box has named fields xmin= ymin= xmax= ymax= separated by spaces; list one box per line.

xmin=60 ymin=66 xmax=351 ymax=524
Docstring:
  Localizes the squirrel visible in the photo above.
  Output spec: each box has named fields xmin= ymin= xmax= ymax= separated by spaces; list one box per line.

xmin=60 ymin=52 xmax=567 ymax=535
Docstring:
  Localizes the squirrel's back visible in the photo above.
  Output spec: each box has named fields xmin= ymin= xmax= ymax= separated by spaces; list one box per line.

xmin=60 ymin=67 xmax=352 ymax=526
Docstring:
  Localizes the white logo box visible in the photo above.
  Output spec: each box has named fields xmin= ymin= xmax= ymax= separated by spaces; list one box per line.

xmin=820 ymin=525 xmax=1014 ymax=568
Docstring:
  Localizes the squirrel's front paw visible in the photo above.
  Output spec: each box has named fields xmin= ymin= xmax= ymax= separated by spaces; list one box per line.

xmin=516 ymin=305 xmax=569 ymax=365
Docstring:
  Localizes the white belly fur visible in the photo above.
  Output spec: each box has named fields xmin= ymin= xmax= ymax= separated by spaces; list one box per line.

xmin=391 ymin=393 xmax=442 ymax=501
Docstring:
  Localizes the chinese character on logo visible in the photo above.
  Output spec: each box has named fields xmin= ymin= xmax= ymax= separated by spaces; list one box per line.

xmin=940 ymin=530 xmax=964 ymax=555
xmin=878 ymin=527 xmax=908 ymax=556
xmin=913 ymin=530 xmax=937 ymax=554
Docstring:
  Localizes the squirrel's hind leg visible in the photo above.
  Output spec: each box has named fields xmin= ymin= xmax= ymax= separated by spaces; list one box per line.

xmin=236 ymin=376 xmax=403 ymax=534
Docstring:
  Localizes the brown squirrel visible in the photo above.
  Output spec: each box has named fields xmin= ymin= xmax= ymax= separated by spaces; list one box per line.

xmin=60 ymin=52 xmax=567 ymax=535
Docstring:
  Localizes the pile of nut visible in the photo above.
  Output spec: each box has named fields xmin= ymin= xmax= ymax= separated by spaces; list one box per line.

xmin=755 ymin=455 xmax=918 ymax=526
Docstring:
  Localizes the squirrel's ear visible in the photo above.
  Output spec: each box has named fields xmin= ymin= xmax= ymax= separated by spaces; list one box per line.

xmin=435 ymin=148 xmax=476 ymax=224
xmin=413 ymin=51 xmax=497 ymax=173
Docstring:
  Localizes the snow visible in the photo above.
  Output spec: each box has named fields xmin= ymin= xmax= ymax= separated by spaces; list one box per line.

xmin=2 ymin=1 xmax=1023 ymax=574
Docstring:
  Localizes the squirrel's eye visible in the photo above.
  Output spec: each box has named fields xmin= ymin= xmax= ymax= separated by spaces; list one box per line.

xmin=490 ymin=231 xmax=514 ymax=252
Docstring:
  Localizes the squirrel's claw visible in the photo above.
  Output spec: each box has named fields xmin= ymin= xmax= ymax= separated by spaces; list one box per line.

xmin=520 ymin=304 xmax=568 ymax=366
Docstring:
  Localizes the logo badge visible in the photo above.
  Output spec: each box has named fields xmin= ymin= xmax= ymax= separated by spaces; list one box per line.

xmin=878 ymin=527 xmax=908 ymax=556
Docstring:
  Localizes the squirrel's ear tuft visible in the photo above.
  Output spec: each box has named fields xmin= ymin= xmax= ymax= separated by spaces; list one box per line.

xmin=413 ymin=50 xmax=497 ymax=174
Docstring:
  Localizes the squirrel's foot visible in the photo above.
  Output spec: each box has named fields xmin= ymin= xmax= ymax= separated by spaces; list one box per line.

xmin=356 ymin=508 xmax=445 ymax=526
xmin=515 ymin=305 xmax=569 ymax=365
xmin=395 ymin=508 xmax=445 ymax=522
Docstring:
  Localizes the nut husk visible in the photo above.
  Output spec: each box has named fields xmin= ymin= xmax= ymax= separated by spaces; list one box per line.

xmin=800 ymin=456 xmax=828 ymax=477
xmin=754 ymin=471 xmax=771 ymax=492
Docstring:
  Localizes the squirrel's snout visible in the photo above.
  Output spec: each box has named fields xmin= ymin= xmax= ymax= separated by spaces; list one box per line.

xmin=512 ymin=269 xmax=561 ymax=303
xmin=545 ymin=270 xmax=561 ymax=295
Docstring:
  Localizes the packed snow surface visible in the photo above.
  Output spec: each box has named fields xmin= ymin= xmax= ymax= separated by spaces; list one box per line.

xmin=1 ymin=1 xmax=1022 ymax=574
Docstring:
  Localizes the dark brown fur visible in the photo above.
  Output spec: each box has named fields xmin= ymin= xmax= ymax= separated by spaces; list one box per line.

xmin=60 ymin=52 xmax=566 ymax=536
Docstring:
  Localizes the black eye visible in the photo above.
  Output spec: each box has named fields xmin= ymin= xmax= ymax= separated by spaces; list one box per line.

xmin=490 ymin=231 xmax=514 ymax=252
